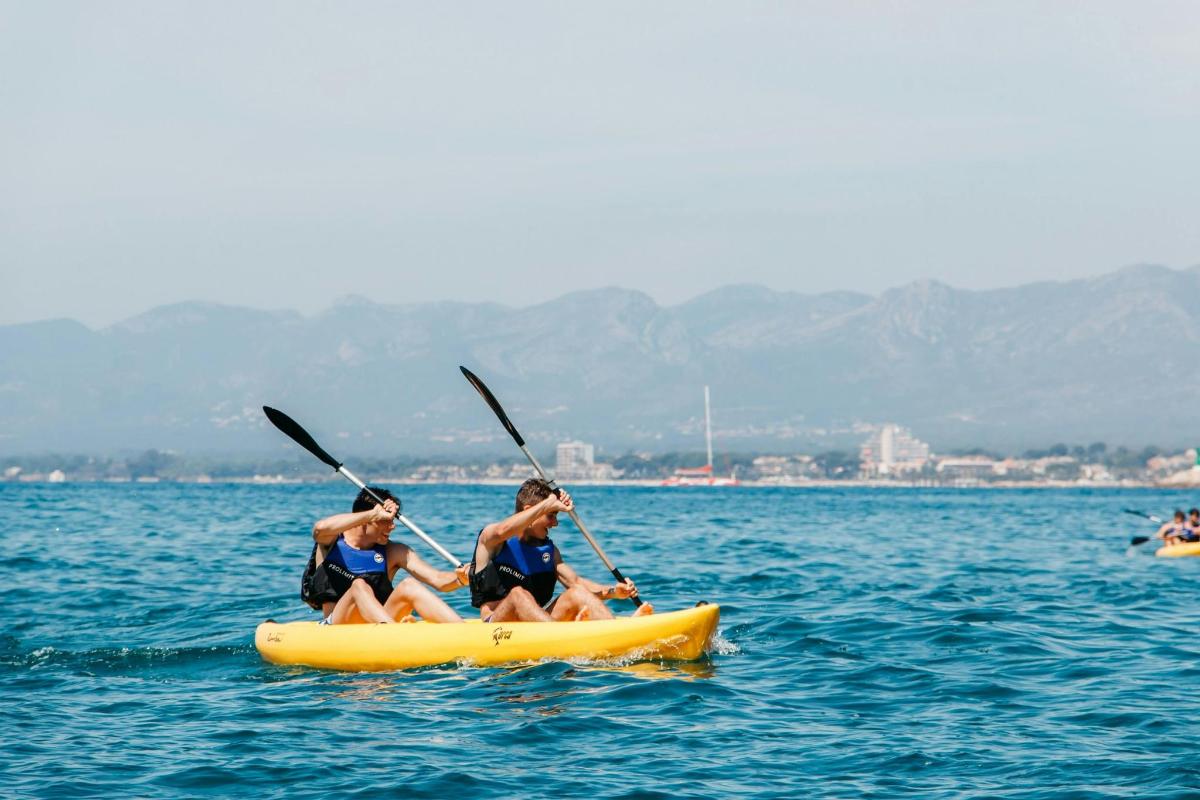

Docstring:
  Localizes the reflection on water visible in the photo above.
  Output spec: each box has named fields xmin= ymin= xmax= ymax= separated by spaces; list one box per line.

xmin=308 ymin=652 xmax=718 ymax=710
xmin=565 ymin=658 xmax=717 ymax=682
xmin=463 ymin=656 xmax=719 ymax=716
xmin=323 ymin=676 xmax=401 ymax=704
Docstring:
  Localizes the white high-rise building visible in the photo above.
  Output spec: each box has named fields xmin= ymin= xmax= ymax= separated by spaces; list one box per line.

xmin=556 ymin=441 xmax=595 ymax=479
xmin=860 ymin=424 xmax=930 ymax=477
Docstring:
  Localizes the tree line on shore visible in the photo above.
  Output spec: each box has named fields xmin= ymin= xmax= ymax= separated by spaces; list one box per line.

xmin=0 ymin=441 xmax=1186 ymax=483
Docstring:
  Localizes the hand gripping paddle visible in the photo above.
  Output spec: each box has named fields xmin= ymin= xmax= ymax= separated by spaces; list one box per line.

xmin=262 ymin=406 xmax=462 ymax=567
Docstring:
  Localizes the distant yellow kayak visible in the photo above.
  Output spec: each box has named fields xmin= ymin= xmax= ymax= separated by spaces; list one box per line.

xmin=1156 ymin=542 xmax=1200 ymax=558
xmin=255 ymin=603 xmax=720 ymax=671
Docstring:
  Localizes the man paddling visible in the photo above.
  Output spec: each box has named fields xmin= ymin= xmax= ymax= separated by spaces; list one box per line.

xmin=1154 ymin=510 xmax=1194 ymax=547
xmin=305 ymin=488 xmax=469 ymax=624
xmin=469 ymin=478 xmax=654 ymax=622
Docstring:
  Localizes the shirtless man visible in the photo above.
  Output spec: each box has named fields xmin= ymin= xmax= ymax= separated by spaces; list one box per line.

xmin=468 ymin=478 xmax=654 ymax=622
xmin=304 ymin=487 xmax=469 ymax=624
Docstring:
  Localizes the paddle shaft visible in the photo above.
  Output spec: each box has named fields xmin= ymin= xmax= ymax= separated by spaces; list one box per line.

xmin=519 ymin=443 xmax=638 ymax=590
xmin=1124 ymin=508 xmax=1166 ymax=546
xmin=460 ymin=368 xmax=643 ymax=606
xmin=1123 ymin=508 xmax=1164 ymax=525
xmin=336 ymin=465 xmax=462 ymax=568
xmin=262 ymin=406 xmax=462 ymax=568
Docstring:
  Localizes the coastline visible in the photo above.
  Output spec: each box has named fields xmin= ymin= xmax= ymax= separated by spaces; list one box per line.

xmin=2 ymin=475 xmax=1190 ymax=490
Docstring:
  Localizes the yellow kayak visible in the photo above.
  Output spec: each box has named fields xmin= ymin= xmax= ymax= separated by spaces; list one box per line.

xmin=1156 ymin=542 xmax=1200 ymax=558
xmin=255 ymin=603 xmax=720 ymax=671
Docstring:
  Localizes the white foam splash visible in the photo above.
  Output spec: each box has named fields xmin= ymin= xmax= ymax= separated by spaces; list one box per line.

xmin=709 ymin=628 xmax=741 ymax=656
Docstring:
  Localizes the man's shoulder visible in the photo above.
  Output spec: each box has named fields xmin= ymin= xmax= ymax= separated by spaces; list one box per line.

xmin=386 ymin=540 xmax=414 ymax=560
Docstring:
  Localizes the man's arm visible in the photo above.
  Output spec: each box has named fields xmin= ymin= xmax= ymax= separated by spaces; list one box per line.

xmin=312 ymin=499 xmax=396 ymax=545
xmin=391 ymin=543 xmax=469 ymax=592
xmin=478 ymin=495 xmax=569 ymax=549
xmin=475 ymin=494 xmax=573 ymax=567
xmin=554 ymin=553 xmax=638 ymax=600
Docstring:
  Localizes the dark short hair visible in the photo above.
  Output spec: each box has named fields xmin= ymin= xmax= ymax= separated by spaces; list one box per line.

xmin=1174 ymin=509 xmax=1186 ymax=521
xmin=353 ymin=486 xmax=399 ymax=514
xmin=1190 ymin=508 xmax=1200 ymax=517
xmin=515 ymin=478 xmax=557 ymax=513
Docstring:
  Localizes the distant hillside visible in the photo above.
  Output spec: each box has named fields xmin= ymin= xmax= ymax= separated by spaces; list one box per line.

xmin=2 ymin=265 xmax=1198 ymax=457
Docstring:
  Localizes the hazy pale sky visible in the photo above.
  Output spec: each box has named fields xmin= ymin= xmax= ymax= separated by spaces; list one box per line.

xmin=3 ymin=1 xmax=1198 ymax=327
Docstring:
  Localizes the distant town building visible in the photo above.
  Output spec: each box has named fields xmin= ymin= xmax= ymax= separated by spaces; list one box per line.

xmin=860 ymin=424 xmax=931 ymax=477
xmin=751 ymin=455 xmax=815 ymax=484
xmin=1147 ymin=451 xmax=1195 ymax=474
xmin=1028 ymin=455 xmax=1077 ymax=476
xmin=1079 ymin=463 xmax=1115 ymax=483
xmin=556 ymin=441 xmax=595 ymax=478
xmin=935 ymin=457 xmax=999 ymax=481
xmin=554 ymin=440 xmax=617 ymax=481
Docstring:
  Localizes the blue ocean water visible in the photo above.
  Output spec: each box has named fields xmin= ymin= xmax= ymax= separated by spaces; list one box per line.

xmin=4 ymin=482 xmax=1200 ymax=798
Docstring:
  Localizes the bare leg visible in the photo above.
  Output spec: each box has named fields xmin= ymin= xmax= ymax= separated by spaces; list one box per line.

xmin=549 ymin=586 xmax=613 ymax=621
xmin=327 ymin=578 xmax=394 ymax=624
xmin=383 ymin=583 xmax=414 ymax=621
xmin=323 ymin=600 xmax=365 ymax=624
xmin=385 ymin=577 xmax=463 ymax=623
xmin=482 ymin=586 xmax=552 ymax=622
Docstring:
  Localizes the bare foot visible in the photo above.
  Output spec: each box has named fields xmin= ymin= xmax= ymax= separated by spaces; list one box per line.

xmin=632 ymin=602 xmax=655 ymax=617
xmin=574 ymin=607 xmax=591 ymax=622
xmin=398 ymin=614 xmax=418 ymax=624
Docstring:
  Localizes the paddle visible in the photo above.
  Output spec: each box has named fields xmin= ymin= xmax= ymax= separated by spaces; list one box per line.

xmin=1124 ymin=508 xmax=1164 ymax=546
xmin=458 ymin=366 xmax=644 ymax=607
xmin=262 ymin=405 xmax=462 ymax=567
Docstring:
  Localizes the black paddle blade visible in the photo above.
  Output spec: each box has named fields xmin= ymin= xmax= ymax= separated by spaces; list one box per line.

xmin=459 ymin=366 xmax=525 ymax=447
xmin=1122 ymin=508 xmax=1163 ymax=524
xmin=262 ymin=406 xmax=342 ymax=470
xmin=1130 ymin=536 xmax=1150 ymax=546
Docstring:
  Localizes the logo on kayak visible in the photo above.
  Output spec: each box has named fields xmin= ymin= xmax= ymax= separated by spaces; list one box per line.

xmin=492 ymin=626 xmax=512 ymax=646
xmin=266 ymin=632 xmax=283 ymax=643
xmin=373 ymin=553 xmax=384 ymax=564
xmin=541 ymin=552 xmax=551 ymax=563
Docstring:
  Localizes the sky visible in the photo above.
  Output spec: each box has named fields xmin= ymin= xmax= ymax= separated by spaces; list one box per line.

xmin=2 ymin=1 xmax=1198 ymax=328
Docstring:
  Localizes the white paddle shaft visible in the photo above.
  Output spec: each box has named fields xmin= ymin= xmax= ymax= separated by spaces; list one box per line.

xmin=519 ymin=444 xmax=619 ymax=573
xmin=338 ymin=466 xmax=462 ymax=567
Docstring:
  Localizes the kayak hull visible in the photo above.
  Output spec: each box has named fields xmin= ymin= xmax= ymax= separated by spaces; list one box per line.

xmin=1156 ymin=542 xmax=1200 ymax=558
xmin=254 ymin=603 xmax=720 ymax=671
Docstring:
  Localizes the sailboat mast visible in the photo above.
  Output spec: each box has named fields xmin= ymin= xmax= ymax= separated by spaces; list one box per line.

xmin=704 ymin=385 xmax=713 ymax=471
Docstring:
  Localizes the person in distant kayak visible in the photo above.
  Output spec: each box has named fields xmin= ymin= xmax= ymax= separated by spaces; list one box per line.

xmin=303 ymin=487 xmax=469 ymax=624
xmin=1155 ymin=510 xmax=1192 ymax=546
xmin=1185 ymin=508 xmax=1200 ymax=542
xmin=469 ymin=478 xmax=654 ymax=622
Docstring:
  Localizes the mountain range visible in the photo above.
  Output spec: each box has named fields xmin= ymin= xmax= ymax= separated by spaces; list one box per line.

xmin=3 ymin=264 xmax=1198 ymax=458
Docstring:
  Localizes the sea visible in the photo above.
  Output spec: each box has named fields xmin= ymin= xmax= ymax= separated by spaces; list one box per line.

xmin=4 ymin=482 xmax=1200 ymax=799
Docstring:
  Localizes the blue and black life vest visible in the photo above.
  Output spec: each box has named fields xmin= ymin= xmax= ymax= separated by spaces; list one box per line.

xmin=302 ymin=536 xmax=393 ymax=610
xmin=469 ymin=534 xmax=558 ymax=608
